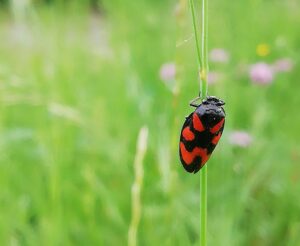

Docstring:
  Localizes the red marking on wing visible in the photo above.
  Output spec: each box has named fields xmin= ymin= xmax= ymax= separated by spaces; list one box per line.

xmin=182 ymin=126 xmax=195 ymax=141
xmin=212 ymin=132 xmax=222 ymax=145
xmin=193 ymin=113 xmax=205 ymax=132
xmin=210 ymin=118 xmax=225 ymax=134
xmin=180 ymin=142 xmax=210 ymax=166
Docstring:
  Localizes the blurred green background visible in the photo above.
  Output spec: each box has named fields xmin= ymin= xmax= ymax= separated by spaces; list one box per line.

xmin=0 ymin=0 xmax=299 ymax=245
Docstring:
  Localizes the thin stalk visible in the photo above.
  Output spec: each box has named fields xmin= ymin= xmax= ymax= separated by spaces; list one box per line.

xmin=189 ymin=0 xmax=209 ymax=245
xmin=200 ymin=0 xmax=208 ymax=244
xmin=128 ymin=127 xmax=149 ymax=246
xmin=200 ymin=0 xmax=208 ymax=98
xmin=189 ymin=0 xmax=203 ymax=72
xmin=200 ymin=166 xmax=207 ymax=246
xmin=189 ymin=0 xmax=208 ymax=98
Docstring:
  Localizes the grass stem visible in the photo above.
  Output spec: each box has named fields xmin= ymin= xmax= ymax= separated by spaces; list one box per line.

xmin=128 ymin=127 xmax=149 ymax=246
xmin=189 ymin=0 xmax=209 ymax=245
xmin=200 ymin=0 xmax=208 ymax=244
xmin=200 ymin=166 xmax=207 ymax=246
xmin=200 ymin=0 xmax=208 ymax=98
xmin=189 ymin=0 xmax=203 ymax=72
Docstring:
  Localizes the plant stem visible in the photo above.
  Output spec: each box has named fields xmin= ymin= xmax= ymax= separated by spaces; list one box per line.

xmin=189 ymin=0 xmax=208 ymax=98
xmin=189 ymin=0 xmax=209 ymax=245
xmin=128 ymin=127 xmax=149 ymax=246
xmin=200 ymin=166 xmax=207 ymax=246
xmin=200 ymin=0 xmax=208 ymax=98
xmin=189 ymin=0 xmax=203 ymax=72
xmin=200 ymin=0 xmax=208 ymax=245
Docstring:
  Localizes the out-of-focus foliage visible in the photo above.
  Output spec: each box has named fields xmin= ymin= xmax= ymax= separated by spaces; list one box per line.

xmin=0 ymin=0 xmax=299 ymax=245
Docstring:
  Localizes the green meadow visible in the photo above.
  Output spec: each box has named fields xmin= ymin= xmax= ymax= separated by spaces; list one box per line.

xmin=0 ymin=0 xmax=299 ymax=245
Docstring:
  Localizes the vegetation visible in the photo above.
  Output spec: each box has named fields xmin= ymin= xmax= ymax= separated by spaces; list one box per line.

xmin=0 ymin=0 xmax=299 ymax=245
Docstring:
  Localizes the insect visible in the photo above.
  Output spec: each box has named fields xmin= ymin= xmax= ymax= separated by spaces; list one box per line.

xmin=179 ymin=96 xmax=226 ymax=173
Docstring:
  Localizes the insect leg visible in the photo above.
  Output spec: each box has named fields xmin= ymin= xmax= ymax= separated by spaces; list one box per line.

xmin=189 ymin=96 xmax=202 ymax=107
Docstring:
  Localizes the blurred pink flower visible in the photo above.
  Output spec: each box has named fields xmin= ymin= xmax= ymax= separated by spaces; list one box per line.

xmin=159 ymin=63 xmax=176 ymax=81
xmin=249 ymin=62 xmax=274 ymax=85
xmin=229 ymin=131 xmax=252 ymax=147
xmin=209 ymin=48 xmax=230 ymax=63
xmin=207 ymin=71 xmax=222 ymax=85
xmin=273 ymin=58 xmax=294 ymax=72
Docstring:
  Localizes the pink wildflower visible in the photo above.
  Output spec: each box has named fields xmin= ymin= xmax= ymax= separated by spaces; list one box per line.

xmin=249 ymin=62 xmax=274 ymax=85
xmin=229 ymin=131 xmax=252 ymax=148
xmin=159 ymin=63 xmax=176 ymax=81
xmin=207 ymin=71 xmax=222 ymax=85
xmin=209 ymin=48 xmax=230 ymax=63
xmin=273 ymin=58 xmax=294 ymax=72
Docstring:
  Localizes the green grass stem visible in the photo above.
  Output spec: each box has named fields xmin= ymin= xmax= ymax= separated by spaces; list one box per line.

xmin=128 ymin=127 xmax=149 ymax=246
xmin=189 ymin=0 xmax=209 ymax=245
xmin=200 ymin=0 xmax=208 ymax=245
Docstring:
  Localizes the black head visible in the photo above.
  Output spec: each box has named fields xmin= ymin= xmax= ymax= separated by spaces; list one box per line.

xmin=195 ymin=96 xmax=225 ymax=128
xmin=202 ymin=96 xmax=225 ymax=107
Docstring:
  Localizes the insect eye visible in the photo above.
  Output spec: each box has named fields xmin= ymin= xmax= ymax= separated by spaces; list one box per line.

xmin=216 ymin=101 xmax=225 ymax=106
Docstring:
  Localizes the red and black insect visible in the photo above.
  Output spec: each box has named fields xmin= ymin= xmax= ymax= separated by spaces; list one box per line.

xmin=179 ymin=96 xmax=225 ymax=173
